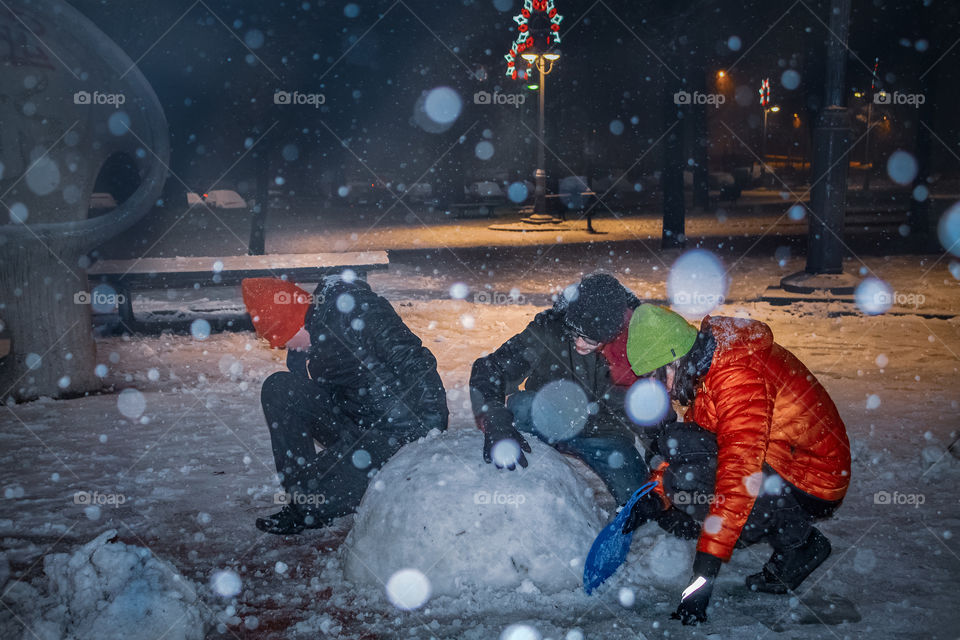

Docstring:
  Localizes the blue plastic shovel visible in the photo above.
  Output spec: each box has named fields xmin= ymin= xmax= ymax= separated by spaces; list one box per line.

xmin=583 ymin=480 xmax=659 ymax=594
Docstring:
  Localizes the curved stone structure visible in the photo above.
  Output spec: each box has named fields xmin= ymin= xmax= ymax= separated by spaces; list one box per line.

xmin=0 ymin=0 xmax=169 ymax=400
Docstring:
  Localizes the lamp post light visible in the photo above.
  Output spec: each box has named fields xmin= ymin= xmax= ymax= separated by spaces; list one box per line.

xmin=520 ymin=50 xmax=560 ymax=224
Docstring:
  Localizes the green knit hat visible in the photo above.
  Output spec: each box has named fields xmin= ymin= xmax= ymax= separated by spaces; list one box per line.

xmin=626 ymin=304 xmax=698 ymax=376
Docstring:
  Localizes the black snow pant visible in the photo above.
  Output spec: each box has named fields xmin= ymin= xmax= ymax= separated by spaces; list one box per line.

xmin=650 ymin=421 xmax=842 ymax=552
xmin=506 ymin=390 xmax=648 ymax=505
xmin=260 ymin=371 xmax=403 ymax=525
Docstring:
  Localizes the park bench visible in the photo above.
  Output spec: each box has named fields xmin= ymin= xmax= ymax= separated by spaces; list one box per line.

xmin=86 ymin=251 xmax=389 ymax=325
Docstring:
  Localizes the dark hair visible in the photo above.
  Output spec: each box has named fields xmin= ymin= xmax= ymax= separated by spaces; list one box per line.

xmin=648 ymin=329 xmax=716 ymax=407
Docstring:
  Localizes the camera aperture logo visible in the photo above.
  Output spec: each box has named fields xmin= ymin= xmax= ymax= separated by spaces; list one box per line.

xmin=871 ymin=290 xmax=925 ymax=309
xmin=274 ymin=491 xmax=327 ymax=505
xmin=74 ymin=491 xmax=126 ymax=507
xmin=473 ymin=290 xmax=526 ymax=305
xmin=873 ymin=490 xmax=924 ymax=508
xmin=474 ymin=90 xmax=526 ymax=108
xmin=672 ymin=492 xmax=724 ymax=506
xmin=273 ymin=291 xmax=324 ymax=305
xmin=673 ymin=91 xmax=725 ymax=108
xmin=274 ymin=90 xmax=325 ymax=108
xmin=73 ymin=90 xmax=126 ymax=108
xmin=874 ymin=91 xmax=924 ymax=108
xmin=474 ymin=490 xmax=526 ymax=507
xmin=74 ymin=285 xmax=126 ymax=312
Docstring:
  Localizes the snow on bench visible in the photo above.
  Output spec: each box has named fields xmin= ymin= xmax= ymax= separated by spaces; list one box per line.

xmin=87 ymin=251 xmax=389 ymax=325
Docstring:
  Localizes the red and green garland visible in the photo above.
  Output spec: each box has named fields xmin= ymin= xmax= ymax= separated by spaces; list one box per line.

xmin=504 ymin=0 xmax=563 ymax=79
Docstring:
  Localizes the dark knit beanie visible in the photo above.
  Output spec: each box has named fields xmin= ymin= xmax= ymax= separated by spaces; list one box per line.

xmin=564 ymin=274 xmax=632 ymax=343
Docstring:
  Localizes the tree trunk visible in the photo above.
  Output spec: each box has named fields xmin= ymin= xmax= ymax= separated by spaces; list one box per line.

xmin=0 ymin=242 xmax=99 ymax=401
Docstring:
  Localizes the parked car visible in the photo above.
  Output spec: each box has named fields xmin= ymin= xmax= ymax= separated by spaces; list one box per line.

xmin=401 ymin=182 xmax=433 ymax=203
xmin=465 ymin=180 xmax=506 ymax=204
xmin=341 ymin=179 xmax=392 ymax=206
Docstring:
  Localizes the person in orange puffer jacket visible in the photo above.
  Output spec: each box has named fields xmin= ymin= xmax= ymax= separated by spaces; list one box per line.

xmin=620 ymin=304 xmax=850 ymax=625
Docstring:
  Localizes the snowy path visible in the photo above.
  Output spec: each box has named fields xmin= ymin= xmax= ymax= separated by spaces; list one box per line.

xmin=2 ymin=259 xmax=959 ymax=639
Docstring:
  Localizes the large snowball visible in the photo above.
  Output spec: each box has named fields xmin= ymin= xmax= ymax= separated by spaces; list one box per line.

xmin=343 ymin=430 xmax=606 ymax=597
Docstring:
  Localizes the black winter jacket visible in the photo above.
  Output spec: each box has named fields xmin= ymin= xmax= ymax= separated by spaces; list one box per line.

xmin=470 ymin=294 xmax=639 ymax=438
xmin=287 ymin=277 xmax=448 ymax=436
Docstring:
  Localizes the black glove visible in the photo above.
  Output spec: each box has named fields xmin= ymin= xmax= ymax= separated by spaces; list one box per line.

xmin=671 ymin=552 xmax=722 ymax=625
xmin=480 ymin=408 xmax=531 ymax=470
xmin=655 ymin=506 xmax=702 ymax=540
xmin=621 ymin=490 xmax=664 ymax=534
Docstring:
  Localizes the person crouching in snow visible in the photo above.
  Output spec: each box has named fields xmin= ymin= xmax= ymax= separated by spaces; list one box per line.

xmin=469 ymin=273 xmax=649 ymax=506
xmin=620 ymin=304 xmax=850 ymax=624
xmin=257 ymin=276 xmax=448 ymax=535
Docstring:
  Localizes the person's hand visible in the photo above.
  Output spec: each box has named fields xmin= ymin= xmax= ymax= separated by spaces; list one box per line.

xmin=481 ymin=408 xmax=532 ymax=470
xmin=671 ymin=552 xmax=722 ymax=625
xmin=621 ymin=490 xmax=664 ymax=534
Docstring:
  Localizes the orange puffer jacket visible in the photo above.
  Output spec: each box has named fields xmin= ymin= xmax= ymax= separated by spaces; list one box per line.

xmin=691 ymin=316 xmax=850 ymax=561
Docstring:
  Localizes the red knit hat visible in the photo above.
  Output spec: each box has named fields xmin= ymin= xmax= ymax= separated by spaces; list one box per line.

xmin=241 ymin=278 xmax=311 ymax=348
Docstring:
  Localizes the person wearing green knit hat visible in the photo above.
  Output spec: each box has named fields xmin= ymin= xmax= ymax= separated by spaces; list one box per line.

xmin=626 ymin=303 xmax=698 ymax=377
xmin=621 ymin=303 xmax=850 ymax=627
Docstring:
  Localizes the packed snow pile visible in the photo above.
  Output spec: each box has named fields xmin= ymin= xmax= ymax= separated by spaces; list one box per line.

xmin=342 ymin=429 xmax=607 ymax=600
xmin=4 ymin=530 xmax=209 ymax=640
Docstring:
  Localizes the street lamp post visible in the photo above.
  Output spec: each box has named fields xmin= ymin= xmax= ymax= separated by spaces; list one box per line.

xmin=780 ymin=0 xmax=856 ymax=295
xmin=521 ymin=51 xmax=560 ymax=224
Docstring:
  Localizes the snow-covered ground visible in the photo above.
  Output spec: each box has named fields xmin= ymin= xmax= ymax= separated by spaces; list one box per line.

xmin=2 ymin=251 xmax=959 ymax=639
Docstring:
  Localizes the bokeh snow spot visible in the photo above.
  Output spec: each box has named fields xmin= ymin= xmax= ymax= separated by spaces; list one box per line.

xmin=25 ymin=156 xmax=60 ymax=195
xmin=475 ymin=140 xmax=494 ymax=160
xmin=385 ymin=568 xmax=431 ymax=610
xmin=507 ymin=182 xmax=529 ymax=203
xmin=937 ymin=200 xmax=960 ymax=257
xmin=625 ymin=378 xmax=670 ymax=427
xmin=491 ymin=439 xmax=521 ymax=467
xmin=351 ymin=449 xmax=372 ymax=469
xmin=117 ymin=388 xmax=146 ymax=419
xmin=531 ymin=379 xmax=589 ymax=442
xmin=423 ymin=87 xmax=462 ymax=125
xmin=211 ymin=569 xmax=242 ymax=597
xmin=703 ymin=515 xmax=723 ymax=534
xmin=501 ymin=623 xmax=541 ymax=640
xmin=854 ymin=277 xmax=893 ymax=316
xmin=336 ymin=293 xmax=355 ymax=313
xmin=886 ymin=150 xmax=918 ymax=185
xmin=190 ymin=318 xmax=211 ymax=340
xmin=667 ymin=249 xmax=729 ymax=316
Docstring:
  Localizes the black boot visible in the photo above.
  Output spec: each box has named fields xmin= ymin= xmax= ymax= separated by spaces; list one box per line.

xmin=746 ymin=528 xmax=832 ymax=594
xmin=255 ymin=506 xmax=309 ymax=535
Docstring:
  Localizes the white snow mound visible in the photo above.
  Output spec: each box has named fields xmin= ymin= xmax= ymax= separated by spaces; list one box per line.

xmin=12 ymin=529 xmax=208 ymax=640
xmin=342 ymin=429 xmax=607 ymax=598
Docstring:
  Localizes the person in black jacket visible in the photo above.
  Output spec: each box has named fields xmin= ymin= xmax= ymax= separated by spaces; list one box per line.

xmin=469 ymin=273 xmax=648 ymax=505
xmin=257 ymin=275 xmax=448 ymax=534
